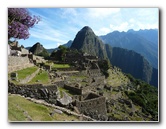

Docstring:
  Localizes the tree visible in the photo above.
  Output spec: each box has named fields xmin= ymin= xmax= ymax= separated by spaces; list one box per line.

xmin=8 ymin=8 xmax=40 ymax=40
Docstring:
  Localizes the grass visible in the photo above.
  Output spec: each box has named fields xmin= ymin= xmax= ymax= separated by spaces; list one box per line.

xmin=106 ymin=68 xmax=130 ymax=87
xmin=28 ymin=70 xmax=50 ymax=84
xmin=52 ymin=64 xmax=70 ymax=69
xmin=9 ymin=66 xmax=38 ymax=84
xmin=8 ymin=94 xmax=79 ymax=121
xmin=10 ymin=66 xmax=38 ymax=80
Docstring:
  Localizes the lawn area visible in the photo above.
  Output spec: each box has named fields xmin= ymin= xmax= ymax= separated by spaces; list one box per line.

xmin=11 ymin=66 xmax=38 ymax=80
xmin=28 ymin=70 xmax=50 ymax=84
xmin=52 ymin=64 xmax=70 ymax=69
xmin=8 ymin=94 xmax=79 ymax=121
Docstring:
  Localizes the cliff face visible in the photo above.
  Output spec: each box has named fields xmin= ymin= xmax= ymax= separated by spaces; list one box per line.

xmin=109 ymin=47 xmax=153 ymax=84
xmin=100 ymin=29 xmax=158 ymax=69
xmin=70 ymin=26 xmax=158 ymax=87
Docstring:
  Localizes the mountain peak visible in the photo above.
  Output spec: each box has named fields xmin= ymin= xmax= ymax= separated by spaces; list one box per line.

xmin=70 ymin=26 xmax=106 ymax=59
xmin=29 ymin=42 xmax=48 ymax=57
xmin=80 ymin=26 xmax=94 ymax=33
xmin=82 ymin=26 xmax=92 ymax=30
xmin=127 ymin=29 xmax=134 ymax=33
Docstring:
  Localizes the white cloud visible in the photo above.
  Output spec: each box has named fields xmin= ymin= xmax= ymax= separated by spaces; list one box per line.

xmin=87 ymin=8 xmax=120 ymax=18
xmin=136 ymin=22 xmax=158 ymax=30
xmin=61 ymin=8 xmax=77 ymax=17
xmin=129 ymin=18 xmax=135 ymax=23
xmin=95 ymin=27 xmax=111 ymax=35
xmin=110 ymin=22 xmax=129 ymax=32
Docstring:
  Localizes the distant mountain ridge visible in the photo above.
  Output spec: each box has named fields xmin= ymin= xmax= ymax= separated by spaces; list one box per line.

xmin=26 ymin=40 xmax=73 ymax=54
xmin=100 ymin=29 xmax=158 ymax=69
xmin=71 ymin=26 xmax=158 ymax=87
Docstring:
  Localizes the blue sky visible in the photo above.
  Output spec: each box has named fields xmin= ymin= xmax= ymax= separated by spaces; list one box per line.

xmin=18 ymin=8 xmax=158 ymax=49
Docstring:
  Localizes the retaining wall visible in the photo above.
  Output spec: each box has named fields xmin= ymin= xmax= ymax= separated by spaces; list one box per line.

xmin=8 ymin=81 xmax=58 ymax=104
xmin=75 ymin=94 xmax=107 ymax=120
xmin=8 ymin=56 xmax=34 ymax=73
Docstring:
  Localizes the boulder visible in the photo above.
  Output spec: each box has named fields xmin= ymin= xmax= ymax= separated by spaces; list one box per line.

xmin=57 ymin=91 xmax=72 ymax=106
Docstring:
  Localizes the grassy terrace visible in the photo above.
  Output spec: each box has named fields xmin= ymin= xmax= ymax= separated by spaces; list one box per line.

xmin=106 ymin=69 xmax=130 ymax=87
xmin=14 ymin=66 xmax=38 ymax=80
xmin=8 ymin=94 xmax=79 ymax=121
xmin=52 ymin=64 xmax=70 ymax=69
xmin=28 ymin=70 xmax=50 ymax=84
xmin=8 ymin=66 xmax=38 ymax=84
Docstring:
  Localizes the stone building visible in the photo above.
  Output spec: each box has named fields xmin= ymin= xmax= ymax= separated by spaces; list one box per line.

xmin=73 ymin=92 xmax=107 ymax=120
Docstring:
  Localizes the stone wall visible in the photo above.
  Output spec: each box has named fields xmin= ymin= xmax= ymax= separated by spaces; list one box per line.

xmin=93 ymin=76 xmax=105 ymax=85
xmin=56 ymin=71 xmax=80 ymax=77
xmin=21 ymin=48 xmax=29 ymax=54
xmin=8 ymin=81 xmax=58 ymax=104
xmin=53 ymin=81 xmax=66 ymax=87
xmin=28 ymin=54 xmax=46 ymax=64
xmin=8 ymin=56 xmax=34 ymax=73
xmin=75 ymin=93 xmax=107 ymax=120
xmin=64 ymin=84 xmax=82 ymax=95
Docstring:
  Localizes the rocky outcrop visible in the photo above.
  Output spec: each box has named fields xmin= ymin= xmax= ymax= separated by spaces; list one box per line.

xmin=57 ymin=91 xmax=72 ymax=106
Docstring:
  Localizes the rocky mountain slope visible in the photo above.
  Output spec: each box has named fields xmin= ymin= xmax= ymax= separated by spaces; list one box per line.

xmin=70 ymin=26 xmax=158 ymax=87
xmin=71 ymin=26 xmax=107 ymax=59
xmin=100 ymin=29 xmax=158 ymax=69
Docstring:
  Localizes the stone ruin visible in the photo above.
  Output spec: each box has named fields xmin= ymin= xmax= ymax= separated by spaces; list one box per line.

xmin=72 ymin=92 xmax=107 ymax=120
xmin=8 ymin=41 xmax=29 ymax=56
xmin=8 ymin=48 xmax=109 ymax=121
xmin=8 ymin=81 xmax=58 ymax=104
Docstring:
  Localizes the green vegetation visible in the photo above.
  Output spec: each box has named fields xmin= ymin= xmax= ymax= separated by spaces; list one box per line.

xmin=28 ymin=70 xmax=50 ymax=84
xmin=98 ymin=59 xmax=110 ymax=77
xmin=37 ymin=49 xmax=50 ymax=59
xmin=125 ymin=74 xmax=158 ymax=121
xmin=52 ymin=64 xmax=70 ymax=69
xmin=50 ymin=45 xmax=69 ymax=61
xmin=9 ymin=66 xmax=38 ymax=84
xmin=15 ymin=66 xmax=38 ymax=80
xmin=106 ymin=68 xmax=130 ymax=87
xmin=8 ymin=94 xmax=79 ymax=121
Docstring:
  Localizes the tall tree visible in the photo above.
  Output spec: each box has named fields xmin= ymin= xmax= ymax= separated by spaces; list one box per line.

xmin=8 ymin=8 xmax=40 ymax=40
